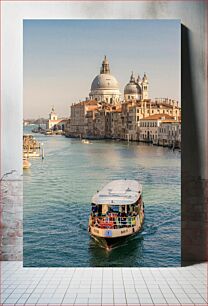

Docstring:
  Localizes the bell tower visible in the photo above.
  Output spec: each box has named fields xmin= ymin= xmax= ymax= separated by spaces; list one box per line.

xmin=141 ymin=73 xmax=149 ymax=100
xmin=49 ymin=107 xmax=58 ymax=121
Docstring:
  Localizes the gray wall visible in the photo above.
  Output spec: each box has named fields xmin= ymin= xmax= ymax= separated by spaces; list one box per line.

xmin=0 ymin=1 xmax=207 ymax=264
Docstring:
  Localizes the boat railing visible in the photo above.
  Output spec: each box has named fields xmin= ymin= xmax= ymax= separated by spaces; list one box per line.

xmin=90 ymin=216 xmax=138 ymax=229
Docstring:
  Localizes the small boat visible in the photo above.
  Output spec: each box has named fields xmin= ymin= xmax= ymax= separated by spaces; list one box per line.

xmin=44 ymin=130 xmax=53 ymax=135
xmin=23 ymin=158 xmax=31 ymax=169
xmin=88 ymin=180 xmax=144 ymax=246
xmin=81 ymin=139 xmax=92 ymax=144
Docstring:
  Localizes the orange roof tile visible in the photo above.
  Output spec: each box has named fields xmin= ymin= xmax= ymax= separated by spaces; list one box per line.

xmin=141 ymin=114 xmax=175 ymax=120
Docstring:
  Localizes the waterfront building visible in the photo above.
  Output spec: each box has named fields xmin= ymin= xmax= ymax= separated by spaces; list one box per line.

xmin=46 ymin=107 xmax=68 ymax=130
xmin=118 ymin=98 xmax=180 ymax=141
xmin=58 ymin=119 xmax=70 ymax=132
xmin=69 ymin=99 xmax=181 ymax=140
xmin=111 ymin=108 xmax=123 ymax=139
xmin=87 ymin=103 xmax=117 ymax=138
xmin=158 ymin=120 xmax=181 ymax=148
xmin=68 ymin=56 xmax=181 ymax=142
xmin=70 ymin=100 xmax=98 ymax=137
xmin=63 ymin=118 xmax=71 ymax=135
xmin=85 ymin=108 xmax=97 ymax=137
xmin=120 ymin=100 xmax=139 ymax=141
xmin=94 ymin=108 xmax=108 ymax=138
xmin=47 ymin=107 xmax=59 ymax=129
xmin=139 ymin=114 xmax=180 ymax=144
xmin=89 ymin=56 xmax=121 ymax=105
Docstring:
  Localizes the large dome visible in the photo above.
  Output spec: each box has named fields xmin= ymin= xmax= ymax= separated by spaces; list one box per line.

xmin=91 ymin=74 xmax=119 ymax=91
xmin=89 ymin=56 xmax=121 ymax=105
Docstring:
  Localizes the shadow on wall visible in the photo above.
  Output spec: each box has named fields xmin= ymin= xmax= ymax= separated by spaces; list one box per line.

xmin=181 ymin=25 xmax=207 ymax=265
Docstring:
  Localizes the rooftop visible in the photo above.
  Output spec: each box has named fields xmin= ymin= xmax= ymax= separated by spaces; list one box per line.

xmin=92 ymin=179 xmax=142 ymax=205
xmin=141 ymin=114 xmax=176 ymax=121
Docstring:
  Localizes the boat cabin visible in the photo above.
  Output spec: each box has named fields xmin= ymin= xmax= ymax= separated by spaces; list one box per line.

xmin=90 ymin=180 xmax=143 ymax=229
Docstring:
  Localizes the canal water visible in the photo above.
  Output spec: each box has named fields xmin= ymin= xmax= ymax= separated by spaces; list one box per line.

xmin=23 ymin=127 xmax=181 ymax=267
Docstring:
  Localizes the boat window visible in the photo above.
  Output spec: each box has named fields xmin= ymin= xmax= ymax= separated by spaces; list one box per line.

xmin=109 ymin=205 xmax=119 ymax=213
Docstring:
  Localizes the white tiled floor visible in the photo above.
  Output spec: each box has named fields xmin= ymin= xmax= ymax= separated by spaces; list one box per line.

xmin=0 ymin=262 xmax=207 ymax=305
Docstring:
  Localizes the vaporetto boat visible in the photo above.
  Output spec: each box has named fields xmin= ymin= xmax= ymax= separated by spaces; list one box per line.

xmin=88 ymin=180 xmax=144 ymax=245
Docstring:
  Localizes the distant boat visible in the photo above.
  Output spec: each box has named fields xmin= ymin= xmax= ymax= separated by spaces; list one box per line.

xmin=82 ymin=139 xmax=92 ymax=144
xmin=44 ymin=130 xmax=53 ymax=135
xmin=88 ymin=180 xmax=144 ymax=246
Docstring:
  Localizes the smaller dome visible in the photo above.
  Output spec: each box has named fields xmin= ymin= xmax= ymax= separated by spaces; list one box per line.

xmin=124 ymin=83 xmax=141 ymax=95
xmin=124 ymin=73 xmax=141 ymax=95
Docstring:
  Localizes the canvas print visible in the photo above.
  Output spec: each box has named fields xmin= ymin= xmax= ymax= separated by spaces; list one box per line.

xmin=23 ymin=20 xmax=181 ymax=267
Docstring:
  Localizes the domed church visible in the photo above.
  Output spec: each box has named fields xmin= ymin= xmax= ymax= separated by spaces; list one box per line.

xmin=89 ymin=56 xmax=149 ymax=104
xmin=89 ymin=56 xmax=121 ymax=105
xmin=124 ymin=72 xmax=149 ymax=102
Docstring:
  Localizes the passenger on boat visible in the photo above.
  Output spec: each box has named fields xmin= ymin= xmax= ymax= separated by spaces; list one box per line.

xmin=132 ymin=216 xmax=136 ymax=226
xmin=115 ymin=217 xmax=120 ymax=228
xmin=92 ymin=205 xmax=98 ymax=214
xmin=127 ymin=215 xmax=132 ymax=227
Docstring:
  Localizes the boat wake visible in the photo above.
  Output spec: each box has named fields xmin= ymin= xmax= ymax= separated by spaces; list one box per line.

xmin=90 ymin=235 xmax=108 ymax=250
xmin=141 ymin=224 xmax=158 ymax=236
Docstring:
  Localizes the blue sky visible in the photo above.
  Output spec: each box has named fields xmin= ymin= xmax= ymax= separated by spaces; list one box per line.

xmin=23 ymin=20 xmax=180 ymax=118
